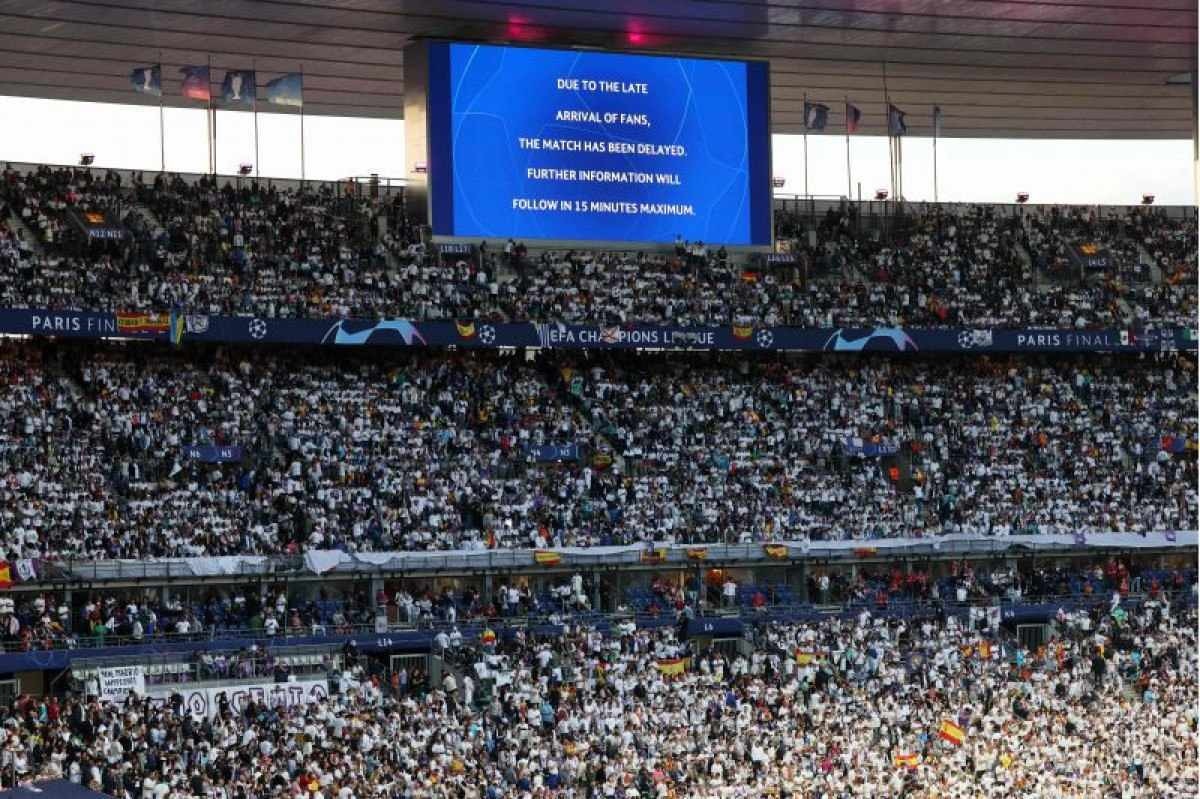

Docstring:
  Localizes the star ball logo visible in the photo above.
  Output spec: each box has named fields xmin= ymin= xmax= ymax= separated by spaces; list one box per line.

xmin=248 ymin=319 xmax=267 ymax=340
xmin=957 ymin=329 xmax=993 ymax=349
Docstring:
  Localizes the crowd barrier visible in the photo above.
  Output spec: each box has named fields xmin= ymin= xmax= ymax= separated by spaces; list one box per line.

xmin=29 ymin=531 xmax=1197 ymax=585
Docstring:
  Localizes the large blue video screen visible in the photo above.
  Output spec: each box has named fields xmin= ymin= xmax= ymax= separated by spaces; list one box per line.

xmin=427 ymin=42 xmax=772 ymax=246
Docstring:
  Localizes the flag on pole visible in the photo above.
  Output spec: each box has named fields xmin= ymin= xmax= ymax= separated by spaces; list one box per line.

xmin=934 ymin=105 xmax=944 ymax=137
xmin=888 ymin=104 xmax=908 ymax=136
xmin=179 ymin=66 xmax=211 ymax=102
xmin=804 ymin=101 xmax=829 ymax=130
xmin=845 ymin=102 xmax=862 ymax=134
xmin=130 ymin=64 xmax=162 ymax=96
xmin=938 ymin=719 xmax=966 ymax=746
xmin=221 ymin=70 xmax=257 ymax=105
xmin=265 ymin=73 xmax=304 ymax=107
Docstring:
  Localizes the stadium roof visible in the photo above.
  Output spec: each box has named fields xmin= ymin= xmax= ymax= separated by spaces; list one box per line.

xmin=0 ymin=0 xmax=1194 ymax=139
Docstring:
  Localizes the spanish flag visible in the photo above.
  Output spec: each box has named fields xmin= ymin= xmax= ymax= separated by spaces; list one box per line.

xmin=655 ymin=657 xmax=689 ymax=677
xmin=893 ymin=753 xmax=919 ymax=769
xmin=763 ymin=544 xmax=788 ymax=560
xmin=455 ymin=320 xmax=476 ymax=339
xmin=686 ymin=547 xmax=708 ymax=561
xmin=853 ymin=547 xmax=878 ymax=558
xmin=732 ymin=324 xmax=753 ymax=340
xmin=938 ymin=719 xmax=965 ymax=746
xmin=640 ymin=548 xmax=667 ymax=565
xmin=533 ymin=550 xmax=563 ymax=567
xmin=978 ymin=641 xmax=992 ymax=659
xmin=480 ymin=628 xmax=497 ymax=646
xmin=0 ymin=561 xmax=10 ymax=590
xmin=795 ymin=649 xmax=820 ymax=665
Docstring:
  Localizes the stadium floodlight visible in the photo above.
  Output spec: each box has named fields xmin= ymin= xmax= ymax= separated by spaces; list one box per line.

xmin=79 ymin=153 xmax=95 ymax=166
xmin=1142 ymin=194 xmax=1155 ymax=205
xmin=1016 ymin=192 xmax=1029 ymax=204
xmin=238 ymin=163 xmax=253 ymax=176
xmin=873 ymin=189 xmax=888 ymax=201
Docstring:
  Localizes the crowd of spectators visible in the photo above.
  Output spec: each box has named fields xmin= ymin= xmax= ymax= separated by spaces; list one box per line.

xmin=1 ymin=166 xmax=1194 ymax=329
xmin=0 ymin=590 xmax=1191 ymax=797
xmin=0 ymin=341 xmax=1192 ymax=560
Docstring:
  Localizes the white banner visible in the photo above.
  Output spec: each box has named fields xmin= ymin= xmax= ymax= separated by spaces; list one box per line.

xmin=144 ymin=677 xmax=329 ymax=719
xmin=97 ymin=666 xmax=145 ymax=703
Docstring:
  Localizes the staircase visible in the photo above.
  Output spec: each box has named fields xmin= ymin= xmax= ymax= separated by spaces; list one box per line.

xmin=4 ymin=207 xmax=44 ymax=257
xmin=1136 ymin=241 xmax=1164 ymax=284
xmin=128 ymin=202 xmax=165 ymax=239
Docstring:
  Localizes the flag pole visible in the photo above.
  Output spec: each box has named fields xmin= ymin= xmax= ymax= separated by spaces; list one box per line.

xmin=253 ymin=60 xmax=260 ymax=179
xmin=933 ymin=107 xmax=939 ymax=203
xmin=300 ymin=64 xmax=306 ymax=186
xmin=208 ymin=55 xmax=216 ymax=176
xmin=882 ymin=61 xmax=895 ymax=203
xmin=157 ymin=52 xmax=165 ymax=173
xmin=802 ymin=92 xmax=809 ymax=200
xmin=844 ymin=96 xmax=852 ymax=201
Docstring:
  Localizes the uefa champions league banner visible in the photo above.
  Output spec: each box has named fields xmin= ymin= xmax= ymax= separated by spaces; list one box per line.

xmin=3 ymin=309 xmax=1195 ymax=354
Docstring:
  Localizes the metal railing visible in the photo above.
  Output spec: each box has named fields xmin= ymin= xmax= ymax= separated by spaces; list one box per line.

xmin=17 ymin=585 xmax=1188 ymax=659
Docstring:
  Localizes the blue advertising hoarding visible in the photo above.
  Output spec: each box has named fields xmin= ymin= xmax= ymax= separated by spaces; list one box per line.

xmin=0 ymin=309 xmax=1193 ymax=355
xmin=428 ymin=42 xmax=773 ymax=246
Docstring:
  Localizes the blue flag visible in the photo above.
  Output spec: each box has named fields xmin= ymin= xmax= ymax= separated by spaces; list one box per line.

xmin=804 ymin=100 xmax=829 ymax=131
xmin=130 ymin=64 xmax=161 ymax=97
xmin=179 ymin=66 xmax=211 ymax=102
xmin=888 ymin=104 xmax=907 ymax=136
xmin=221 ymin=70 xmax=256 ymax=105
xmin=265 ymin=73 xmax=303 ymax=107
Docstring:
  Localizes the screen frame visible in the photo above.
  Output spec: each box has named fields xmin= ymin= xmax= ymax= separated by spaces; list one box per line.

xmin=425 ymin=39 xmax=774 ymax=252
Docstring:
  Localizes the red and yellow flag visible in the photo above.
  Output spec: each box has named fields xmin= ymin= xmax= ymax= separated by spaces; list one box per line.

xmin=655 ymin=657 xmax=689 ymax=677
xmin=686 ymin=547 xmax=709 ymax=561
xmin=0 ymin=561 xmax=11 ymax=590
xmin=640 ymin=548 xmax=667 ymax=565
xmin=893 ymin=753 xmax=920 ymax=769
xmin=938 ymin=719 xmax=966 ymax=746
xmin=533 ymin=550 xmax=562 ymax=567
xmin=763 ymin=544 xmax=788 ymax=560
xmin=794 ymin=649 xmax=821 ymax=666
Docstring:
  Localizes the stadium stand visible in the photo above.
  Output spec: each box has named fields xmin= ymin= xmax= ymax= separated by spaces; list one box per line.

xmin=0 ymin=341 xmax=1193 ymax=561
xmin=1 ymin=166 xmax=1196 ymax=329
xmin=0 ymin=597 xmax=1192 ymax=797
